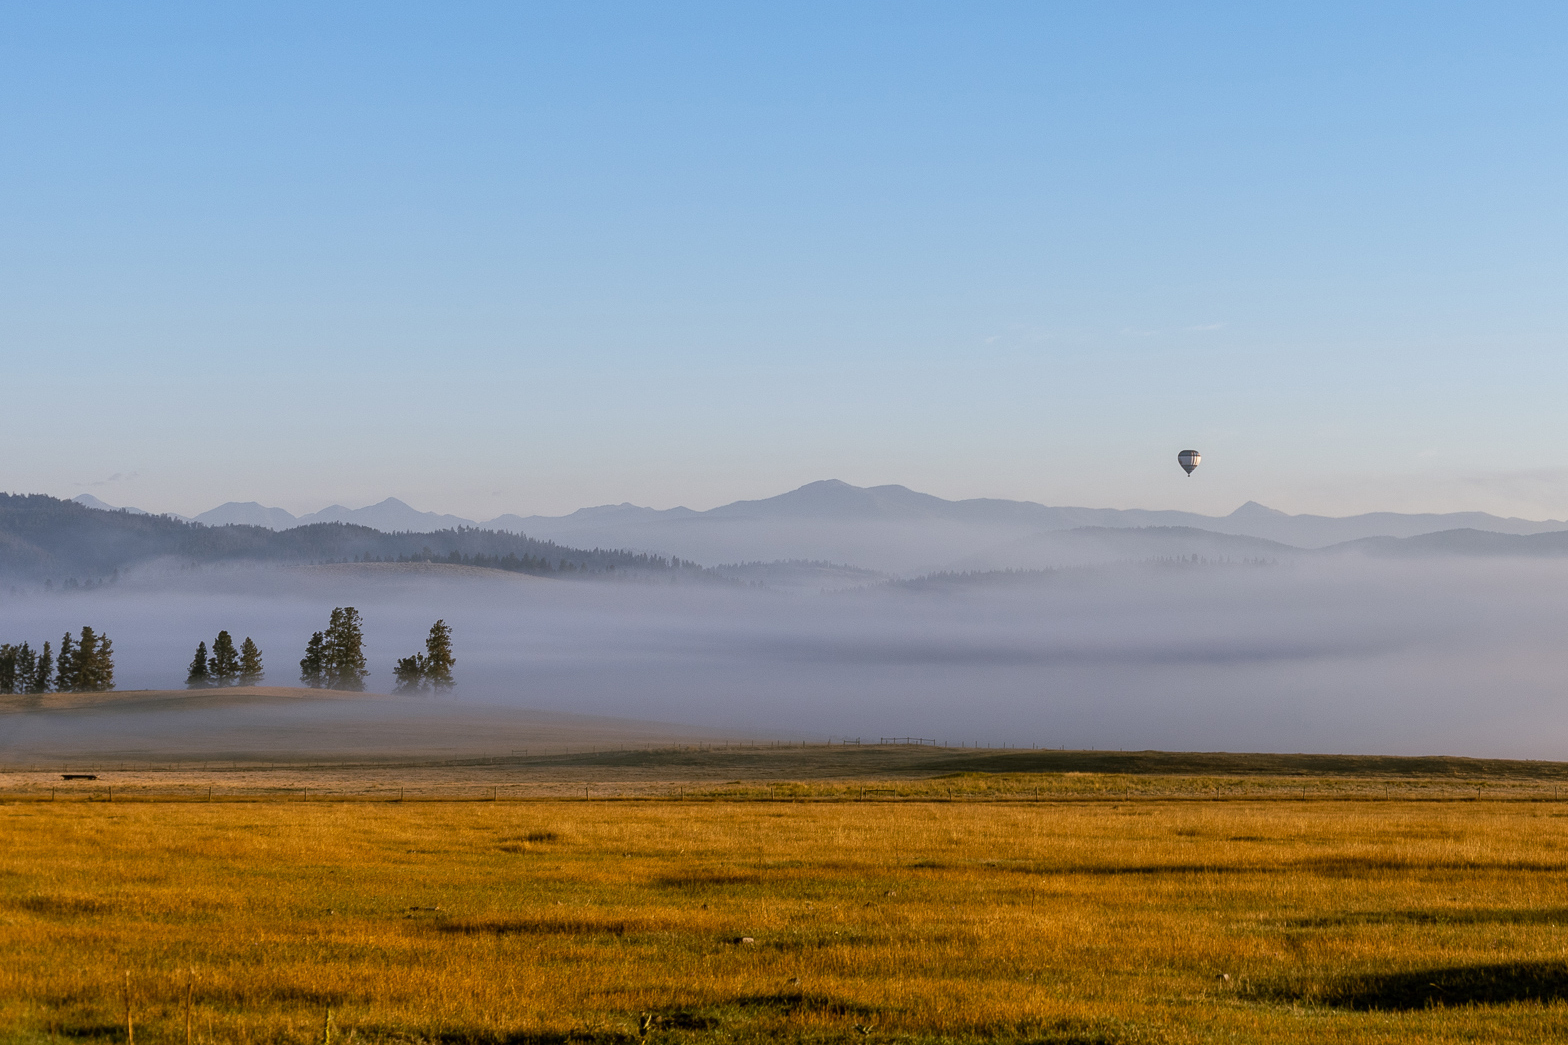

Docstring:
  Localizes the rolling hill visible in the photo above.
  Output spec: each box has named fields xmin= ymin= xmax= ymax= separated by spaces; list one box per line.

xmin=0 ymin=494 xmax=691 ymax=584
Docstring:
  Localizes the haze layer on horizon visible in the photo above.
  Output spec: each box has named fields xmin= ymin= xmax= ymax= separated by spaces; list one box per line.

xmin=3 ymin=559 xmax=1563 ymax=760
xmin=4 ymin=3 xmax=1568 ymax=519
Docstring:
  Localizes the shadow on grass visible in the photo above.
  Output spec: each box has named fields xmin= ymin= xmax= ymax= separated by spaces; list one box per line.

xmin=11 ymin=895 xmax=115 ymax=916
xmin=1007 ymin=856 xmax=1568 ymax=878
xmin=50 ymin=1022 xmax=122 ymax=1041
xmin=655 ymin=871 xmax=766 ymax=889
xmin=437 ymin=916 xmax=661 ymax=937
xmin=1288 ymin=907 xmax=1568 ymax=929
xmin=719 ymin=990 xmax=880 ymax=1017
xmin=353 ymin=1029 xmax=1149 ymax=1045
xmin=1261 ymin=961 xmax=1568 ymax=1010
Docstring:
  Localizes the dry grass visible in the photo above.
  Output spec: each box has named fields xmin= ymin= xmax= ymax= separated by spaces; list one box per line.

xmin=5 ymin=798 xmax=1568 ymax=1043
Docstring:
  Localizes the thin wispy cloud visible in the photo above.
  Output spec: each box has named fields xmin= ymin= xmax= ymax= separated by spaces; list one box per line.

xmin=82 ymin=472 xmax=138 ymax=487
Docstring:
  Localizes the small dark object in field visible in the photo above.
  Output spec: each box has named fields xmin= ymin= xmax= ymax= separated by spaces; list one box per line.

xmin=735 ymin=936 xmax=755 ymax=944
xmin=62 ymin=774 xmax=97 ymax=781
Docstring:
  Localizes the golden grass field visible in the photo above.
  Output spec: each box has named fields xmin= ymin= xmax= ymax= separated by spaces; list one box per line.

xmin=6 ymin=791 xmax=1568 ymax=1044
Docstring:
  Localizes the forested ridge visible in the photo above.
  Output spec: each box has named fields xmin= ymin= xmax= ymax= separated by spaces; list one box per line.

xmin=0 ymin=493 xmax=700 ymax=583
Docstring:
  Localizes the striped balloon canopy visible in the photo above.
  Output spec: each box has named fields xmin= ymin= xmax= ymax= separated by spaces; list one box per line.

xmin=1177 ymin=449 xmax=1201 ymax=476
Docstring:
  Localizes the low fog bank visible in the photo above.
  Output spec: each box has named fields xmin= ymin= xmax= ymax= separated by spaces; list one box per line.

xmin=0 ymin=695 xmax=735 ymax=759
xmin=3 ymin=557 xmax=1567 ymax=759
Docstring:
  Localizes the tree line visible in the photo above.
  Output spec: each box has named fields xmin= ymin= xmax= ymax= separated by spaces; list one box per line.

xmin=294 ymin=607 xmax=457 ymax=693
xmin=3 ymin=609 xmax=456 ymax=695
xmin=186 ymin=631 xmax=264 ymax=688
xmin=298 ymin=607 xmax=369 ymax=690
xmin=343 ymin=547 xmax=703 ymax=576
xmin=0 ymin=627 xmax=116 ymax=694
xmin=393 ymin=620 xmax=455 ymax=693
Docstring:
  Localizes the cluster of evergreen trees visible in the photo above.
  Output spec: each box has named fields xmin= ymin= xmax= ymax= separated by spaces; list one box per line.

xmin=5 ymin=609 xmax=459 ymax=695
xmin=392 ymin=620 xmax=456 ymax=693
xmin=186 ymin=631 xmax=263 ymax=688
xmin=0 ymin=627 xmax=115 ymax=694
xmin=299 ymin=607 xmax=370 ymax=691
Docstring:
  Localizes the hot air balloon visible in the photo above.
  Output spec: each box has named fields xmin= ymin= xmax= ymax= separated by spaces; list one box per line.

xmin=1177 ymin=449 xmax=1201 ymax=476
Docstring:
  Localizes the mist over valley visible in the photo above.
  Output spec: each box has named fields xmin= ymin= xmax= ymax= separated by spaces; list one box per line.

xmin=7 ymin=485 xmax=1568 ymax=760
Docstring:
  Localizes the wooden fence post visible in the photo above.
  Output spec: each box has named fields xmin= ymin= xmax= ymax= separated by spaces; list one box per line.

xmin=123 ymin=971 xmax=134 ymax=1045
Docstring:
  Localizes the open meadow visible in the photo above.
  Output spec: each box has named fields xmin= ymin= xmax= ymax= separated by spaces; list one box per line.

xmin=6 ymin=785 xmax=1568 ymax=1044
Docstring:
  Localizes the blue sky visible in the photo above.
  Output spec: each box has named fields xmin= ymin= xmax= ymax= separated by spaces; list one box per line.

xmin=3 ymin=2 xmax=1567 ymax=519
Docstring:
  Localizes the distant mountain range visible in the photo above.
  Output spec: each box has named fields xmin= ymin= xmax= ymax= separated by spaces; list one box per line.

xmin=193 ymin=498 xmax=474 ymax=532
xmin=73 ymin=480 xmax=1568 ymax=575
xmin=74 ymin=495 xmax=474 ymax=533
xmin=6 ymin=495 xmax=689 ymax=583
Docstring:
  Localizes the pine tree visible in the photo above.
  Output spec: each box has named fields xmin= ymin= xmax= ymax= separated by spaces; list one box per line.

xmin=15 ymin=643 xmax=35 ymax=692
xmin=94 ymin=633 xmax=114 ymax=692
xmin=74 ymin=627 xmax=114 ymax=692
xmin=187 ymin=642 xmax=211 ymax=689
xmin=392 ymin=653 xmax=427 ymax=693
xmin=28 ymin=642 xmax=51 ymax=694
xmin=210 ymin=631 xmax=240 ymax=687
xmin=321 ymin=607 xmax=368 ymax=691
xmin=423 ymin=620 xmax=455 ymax=692
xmin=16 ymin=643 xmax=36 ymax=693
xmin=238 ymin=637 xmax=264 ymax=686
xmin=299 ymin=632 xmax=325 ymax=688
xmin=76 ymin=627 xmax=98 ymax=691
xmin=55 ymin=631 xmax=77 ymax=692
xmin=0 ymin=644 xmax=16 ymax=695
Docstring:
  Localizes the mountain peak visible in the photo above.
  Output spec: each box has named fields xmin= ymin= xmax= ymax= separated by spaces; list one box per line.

xmin=194 ymin=501 xmax=299 ymax=529
xmin=74 ymin=493 xmax=150 ymax=515
xmin=1228 ymin=501 xmax=1290 ymax=519
xmin=708 ymin=480 xmax=955 ymax=521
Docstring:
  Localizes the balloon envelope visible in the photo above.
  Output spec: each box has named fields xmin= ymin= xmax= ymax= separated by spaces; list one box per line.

xmin=1178 ymin=449 xmax=1201 ymax=475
